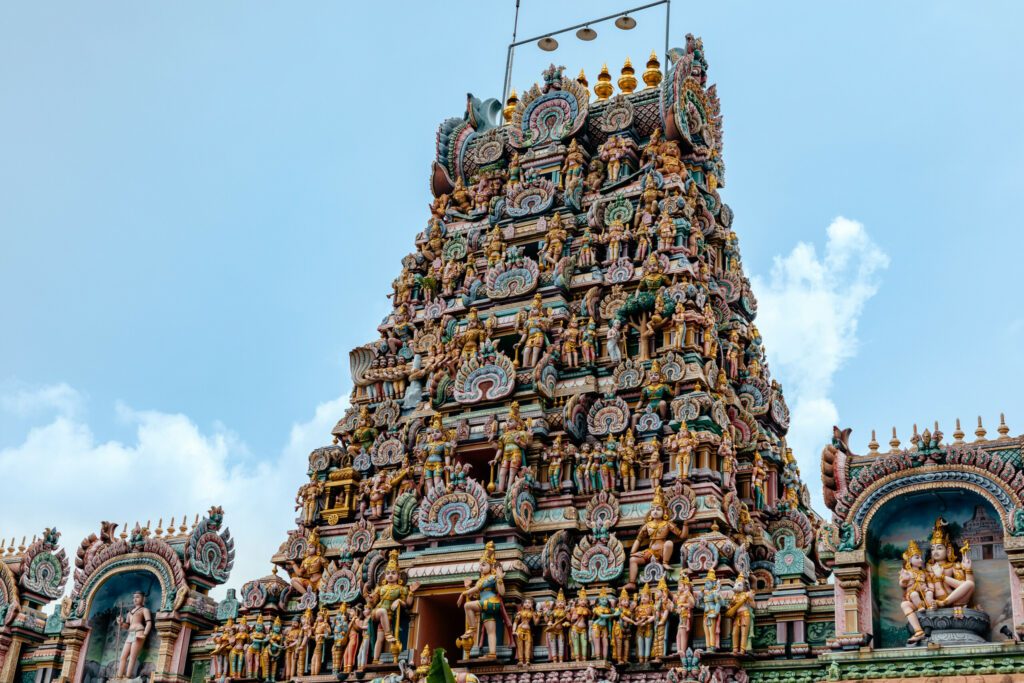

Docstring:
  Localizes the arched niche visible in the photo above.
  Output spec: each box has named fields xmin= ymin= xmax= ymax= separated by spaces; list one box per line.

xmin=81 ymin=570 xmax=162 ymax=682
xmin=866 ymin=488 xmax=1012 ymax=648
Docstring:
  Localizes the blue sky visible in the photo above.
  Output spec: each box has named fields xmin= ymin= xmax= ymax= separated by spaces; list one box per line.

xmin=1 ymin=1 xmax=1021 ymax=593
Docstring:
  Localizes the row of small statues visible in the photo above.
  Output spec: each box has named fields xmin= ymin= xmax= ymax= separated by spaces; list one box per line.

xmin=509 ymin=576 xmax=754 ymax=664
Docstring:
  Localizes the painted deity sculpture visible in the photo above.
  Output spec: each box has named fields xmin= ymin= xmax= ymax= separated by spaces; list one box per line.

xmin=265 ymin=617 xmax=284 ymax=682
xmin=311 ymin=609 xmax=330 ymax=675
xmin=331 ymin=604 xmax=351 ymax=675
xmin=517 ymin=293 xmax=551 ymax=368
xmin=751 ymin=453 xmax=767 ymax=510
xmin=116 ymin=591 xmax=152 ymax=679
xmin=247 ymin=614 xmax=267 ymax=678
xmin=639 ymin=360 xmax=674 ymax=426
xmin=421 ymin=413 xmax=454 ymax=493
xmin=492 ymin=401 xmax=533 ymax=493
xmin=926 ymin=518 xmax=975 ymax=613
xmin=458 ymin=542 xmax=507 ymax=659
xmin=590 ymin=587 xmax=619 ymax=661
xmin=673 ymin=574 xmax=696 ymax=656
xmin=283 ymin=619 xmax=301 ymax=679
xmin=230 ymin=616 xmax=250 ymax=678
xmin=612 ymin=588 xmax=634 ymax=664
xmin=544 ymin=591 xmax=569 ymax=663
xmin=726 ymin=574 xmax=754 ymax=655
xmin=672 ymin=422 xmax=696 ymax=479
xmin=701 ymin=569 xmax=724 ymax=652
xmin=898 ymin=539 xmax=930 ymax=645
xmin=627 ymin=487 xmax=686 ymax=588
xmin=288 ymin=529 xmax=326 ymax=595
xmin=369 ymin=550 xmax=419 ymax=662
xmin=512 ymin=598 xmax=537 ymax=664
xmin=210 ymin=622 xmax=230 ymax=679
xmin=633 ymin=583 xmax=657 ymax=664
xmin=569 ymin=588 xmax=591 ymax=662
xmin=543 ymin=434 xmax=569 ymax=489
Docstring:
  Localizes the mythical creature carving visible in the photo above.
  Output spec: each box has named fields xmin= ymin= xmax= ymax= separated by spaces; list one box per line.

xmin=417 ymin=476 xmax=489 ymax=537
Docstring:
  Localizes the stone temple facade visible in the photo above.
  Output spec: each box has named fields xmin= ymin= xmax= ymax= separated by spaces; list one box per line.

xmin=3 ymin=30 xmax=1024 ymax=683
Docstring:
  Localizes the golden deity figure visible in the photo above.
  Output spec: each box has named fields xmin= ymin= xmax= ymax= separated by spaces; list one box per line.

xmin=421 ymin=219 xmax=446 ymax=262
xmin=457 ymin=308 xmax=490 ymax=359
xmin=899 ymin=539 xmax=930 ymax=644
xmin=420 ymin=413 xmax=454 ymax=494
xmin=492 ymin=401 xmax=533 ymax=493
xmin=657 ymin=212 xmax=676 ymax=254
xmin=641 ymin=127 xmax=663 ymax=167
xmin=725 ymin=574 xmax=755 ymax=655
xmin=287 ymin=529 xmax=326 ymax=595
xmin=368 ymin=550 xmax=419 ymax=663
xmin=652 ymin=577 xmax=671 ymax=661
xmin=560 ymin=315 xmax=583 ymax=368
xmin=457 ymin=542 xmax=507 ymax=660
xmin=209 ymin=623 xmax=230 ymax=679
xmin=672 ymin=422 xmax=696 ymax=479
xmin=638 ymin=253 xmax=672 ymax=292
xmin=485 ymin=225 xmax=506 ymax=265
xmin=562 ymin=138 xmax=586 ymax=192
xmin=310 ymin=609 xmax=330 ymax=676
xmin=348 ymin=406 xmax=379 ymax=460
xmin=719 ymin=433 xmax=737 ymax=491
xmin=925 ymin=518 xmax=975 ymax=613
xmin=627 ymin=487 xmax=686 ymax=588
xmin=229 ymin=616 xmax=250 ymax=678
xmin=673 ymin=574 xmax=696 ymax=655
xmin=517 ymin=293 xmax=551 ymax=368
xmin=620 ymin=429 xmax=639 ymax=491
xmin=612 ymin=588 xmax=634 ymax=664
xmin=601 ymin=217 xmax=631 ymax=263
xmin=541 ymin=212 xmax=569 ymax=271
xmin=544 ymin=590 xmax=569 ymax=663
xmin=451 ymin=175 xmax=473 ymax=214
xmin=512 ymin=597 xmax=537 ymax=664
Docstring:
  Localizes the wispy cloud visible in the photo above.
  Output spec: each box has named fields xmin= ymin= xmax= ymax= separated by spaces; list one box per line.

xmin=751 ymin=217 xmax=889 ymax=507
xmin=0 ymin=381 xmax=85 ymax=419
xmin=0 ymin=383 xmax=347 ymax=600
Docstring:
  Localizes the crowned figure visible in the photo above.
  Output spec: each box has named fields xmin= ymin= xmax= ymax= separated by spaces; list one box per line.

xmin=925 ymin=518 xmax=975 ymax=615
xmin=368 ymin=550 xmax=419 ymax=662
xmin=457 ymin=542 xmax=510 ymax=659
xmin=626 ymin=486 xmax=686 ymax=588
xmin=898 ymin=539 xmax=930 ymax=644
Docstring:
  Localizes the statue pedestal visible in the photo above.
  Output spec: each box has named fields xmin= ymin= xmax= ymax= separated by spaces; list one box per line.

xmin=915 ymin=607 xmax=991 ymax=646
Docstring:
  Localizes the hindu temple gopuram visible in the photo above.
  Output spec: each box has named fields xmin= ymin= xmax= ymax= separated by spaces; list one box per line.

xmin=4 ymin=31 xmax=1024 ymax=683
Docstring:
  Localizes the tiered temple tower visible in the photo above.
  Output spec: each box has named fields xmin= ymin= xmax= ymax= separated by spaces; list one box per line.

xmin=3 ymin=30 xmax=1024 ymax=683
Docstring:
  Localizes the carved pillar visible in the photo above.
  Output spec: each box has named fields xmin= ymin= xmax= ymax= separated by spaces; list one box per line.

xmin=151 ymin=618 xmax=184 ymax=683
xmin=56 ymin=626 xmax=88 ymax=683
xmin=0 ymin=633 xmax=21 ymax=683
xmin=1003 ymin=535 xmax=1024 ymax=629
xmin=832 ymin=551 xmax=868 ymax=646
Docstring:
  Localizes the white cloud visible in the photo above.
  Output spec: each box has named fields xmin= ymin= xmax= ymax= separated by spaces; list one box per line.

xmin=0 ymin=384 xmax=347 ymax=602
xmin=0 ymin=381 xmax=84 ymax=419
xmin=751 ymin=217 xmax=889 ymax=508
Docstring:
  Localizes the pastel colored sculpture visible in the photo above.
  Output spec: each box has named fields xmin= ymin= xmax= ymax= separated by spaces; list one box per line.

xmin=457 ymin=542 xmax=507 ymax=659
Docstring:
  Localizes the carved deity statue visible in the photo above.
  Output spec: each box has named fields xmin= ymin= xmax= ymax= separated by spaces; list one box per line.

xmin=420 ymin=413 xmax=454 ymax=493
xmin=288 ymin=530 xmax=326 ymax=595
xmin=627 ymin=487 xmax=686 ymax=588
xmin=673 ymin=574 xmax=696 ymax=656
xmin=726 ymin=574 xmax=754 ymax=655
xmin=569 ymin=588 xmax=591 ymax=661
xmin=512 ymin=598 xmax=537 ymax=664
xmin=517 ymin=293 xmax=551 ymax=368
xmin=369 ymin=550 xmax=419 ymax=662
xmin=590 ymin=586 xmax=619 ymax=661
xmin=458 ymin=542 xmax=506 ymax=659
xmin=115 ymin=591 xmax=152 ymax=679
xmin=925 ymin=518 xmax=975 ymax=613
xmin=898 ymin=539 xmax=930 ymax=645
xmin=492 ymin=401 xmax=533 ymax=493
xmin=701 ymin=569 xmax=724 ymax=652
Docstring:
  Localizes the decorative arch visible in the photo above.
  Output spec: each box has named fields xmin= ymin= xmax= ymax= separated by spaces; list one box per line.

xmin=75 ymin=553 xmax=177 ymax=619
xmin=847 ymin=465 xmax=1020 ymax=541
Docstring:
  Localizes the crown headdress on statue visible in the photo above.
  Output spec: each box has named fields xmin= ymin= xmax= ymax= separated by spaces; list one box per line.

xmin=657 ymin=577 xmax=669 ymax=592
xmin=480 ymin=541 xmax=497 ymax=567
xmin=650 ymin=359 xmax=662 ymax=375
xmin=308 ymin=528 xmax=321 ymax=550
xmin=651 ymin=485 xmax=667 ymax=509
xmin=556 ymin=589 xmax=566 ymax=603
xmin=598 ymin=586 xmax=609 ymax=598
xmin=429 ymin=413 xmax=444 ymax=430
xmin=577 ymin=587 xmax=588 ymax=600
xmin=706 ymin=568 xmax=717 ymax=582
xmin=619 ymin=587 xmax=630 ymax=601
xmin=386 ymin=549 xmax=401 ymax=573
xmin=903 ymin=539 xmax=922 ymax=562
xmin=639 ymin=582 xmax=652 ymax=598
xmin=930 ymin=518 xmax=950 ymax=547
xmin=273 ymin=616 xmax=282 ymax=628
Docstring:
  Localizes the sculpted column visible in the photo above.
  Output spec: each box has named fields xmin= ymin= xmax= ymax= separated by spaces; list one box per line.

xmin=56 ymin=626 xmax=88 ymax=683
xmin=151 ymin=618 xmax=184 ymax=683
xmin=832 ymin=550 xmax=869 ymax=648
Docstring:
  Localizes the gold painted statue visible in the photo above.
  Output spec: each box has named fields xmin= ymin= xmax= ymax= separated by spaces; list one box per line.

xmin=725 ymin=574 xmax=754 ymax=655
xmin=626 ymin=487 xmax=686 ymax=588
xmin=899 ymin=539 xmax=930 ymax=644
xmin=925 ymin=518 xmax=975 ymax=612
xmin=368 ymin=550 xmax=419 ymax=662
xmin=457 ymin=542 xmax=506 ymax=659
xmin=287 ymin=529 xmax=326 ymax=595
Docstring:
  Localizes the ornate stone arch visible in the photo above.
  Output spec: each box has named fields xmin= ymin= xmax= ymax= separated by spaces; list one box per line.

xmin=846 ymin=465 xmax=1021 ymax=545
xmin=75 ymin=553 xmax=178 ymax=620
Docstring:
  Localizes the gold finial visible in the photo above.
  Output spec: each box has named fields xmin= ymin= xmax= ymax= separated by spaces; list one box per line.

xmin=910 ymin=423 xmax=920 ymax=449
xmin=120 ymin=523 xmax=128 ymax=540
xmin=0 ymin=539 xmax=5 ymax=556
xmin=889 ymin=427 xmax=900 ymax=453
xmin=155 ymin=518 xmax=164 ymax=537
xmin=998 ymin=413 xmax=1010 ymax=439
xmin=18 ymin=536 xmax=26 ymax=553
xmin=168 ymin=517 xmax=175 ymax=532
xmin=503 ymin=89 xmax=518 ymax=123
xmin=617 ymin=57 xmax=637 ymax=94
xmin=975 ymin=416 xmax=987 ymax=441
xmin=577 ymin=68 xmax=589 ymax=97
xmin=868 ymin=430 xmax=879 ymax=454
xmin=5 ymin=539 xmax=14 ymax=555
xmin=642 ymin=50 xmax=662 ymax=88
xmin=193 ymin=514 xmax=200 ymax=529
xmin=179 ymin=516 xmax=188 ymax=533
xmin=594 ymin=63 xmax=613 ymax=100
xmin=953 ymin=418 xmax=964 ymax=444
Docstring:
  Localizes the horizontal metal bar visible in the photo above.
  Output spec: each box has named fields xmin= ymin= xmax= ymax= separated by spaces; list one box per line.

xmin=507 ymin=0 xmax=668 ymax=48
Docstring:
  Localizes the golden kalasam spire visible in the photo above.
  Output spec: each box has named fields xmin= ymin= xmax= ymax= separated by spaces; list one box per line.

xmin=577 ymin=68 xmax=589 ymax=96
xmin=594 ymin=64 xmax=613 ymax=100
xmin=503 ymin=89 xmax=518 ymax=123
xmin=618 ymin=57 xmax=637 ymax=94
xmin=386 ymin=548 xmax=401 ymax=572
xmin=643 ymin=50 xmax=662 ymax=88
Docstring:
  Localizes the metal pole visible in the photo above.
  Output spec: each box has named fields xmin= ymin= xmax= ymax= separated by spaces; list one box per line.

xmin=502 ymin=0 xmax=521 ymax=107
xmin=664 ymin=0 xmax=671 ymax=68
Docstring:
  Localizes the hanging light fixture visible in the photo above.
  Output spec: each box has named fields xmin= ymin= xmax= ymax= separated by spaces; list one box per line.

xmin=615 ymin=14 xmax=637 ymax=30
xmin=538 ymin=36 xmax=559 ymax=51
xmin=576 ymin=26 xmax=597 ymax=41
